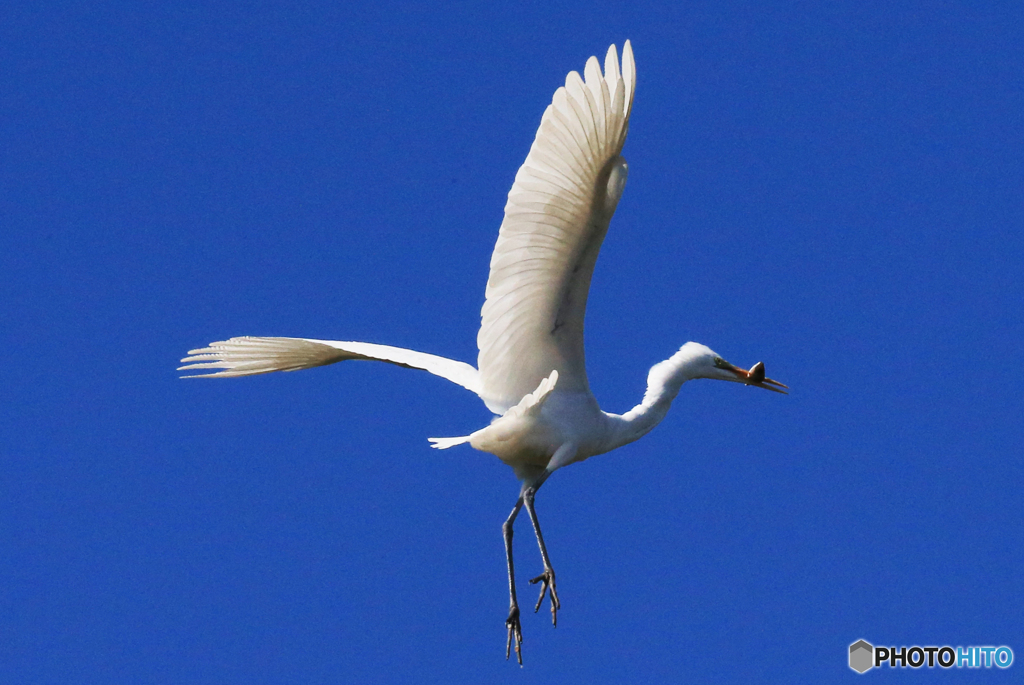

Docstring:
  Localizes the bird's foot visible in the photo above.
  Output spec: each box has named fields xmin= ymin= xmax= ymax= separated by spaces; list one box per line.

xmin=505 ymin=605 xmax=523 ymax=665
xmin=529 ymin=569 xmax=560 ymax=626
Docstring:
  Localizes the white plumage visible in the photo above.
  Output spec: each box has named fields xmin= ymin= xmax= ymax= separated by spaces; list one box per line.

xmin=180 ymin=42 xmax=785 ymax=665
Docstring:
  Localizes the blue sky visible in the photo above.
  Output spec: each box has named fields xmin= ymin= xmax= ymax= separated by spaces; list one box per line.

xmin=2 ymin=1 xmax=1022 ymax=682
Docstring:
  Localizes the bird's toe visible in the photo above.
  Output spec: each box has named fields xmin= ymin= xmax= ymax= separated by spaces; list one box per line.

xmin=505 ymin=606 xmax=523 ymax=665
xmin=529 ymin=570 xmax=560 ymax=625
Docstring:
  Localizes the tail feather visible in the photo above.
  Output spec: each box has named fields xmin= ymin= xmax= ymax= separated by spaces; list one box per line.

xmin=428 ymin=435 xmax=472 ymax=450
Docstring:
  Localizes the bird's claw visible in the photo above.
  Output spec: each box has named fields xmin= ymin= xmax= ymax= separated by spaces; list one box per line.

xmin=529 ymin=569 xmax=560 ymax=626
xmin=505 ymin=605 xmax=523 ymax=665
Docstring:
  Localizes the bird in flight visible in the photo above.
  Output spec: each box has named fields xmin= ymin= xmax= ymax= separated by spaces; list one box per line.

xmin=180 ymin=40 xmax=786 ymax=664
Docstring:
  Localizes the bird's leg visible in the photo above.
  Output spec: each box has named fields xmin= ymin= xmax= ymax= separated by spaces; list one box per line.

xmin=503 ymin=496 xmax=524 ymax=665
xmin=523 ymin=478 xmax=560 ymax=626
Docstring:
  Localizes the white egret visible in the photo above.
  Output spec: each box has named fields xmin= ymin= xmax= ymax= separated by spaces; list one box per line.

xmin=180 ymin=41 xmax=786 ymax=664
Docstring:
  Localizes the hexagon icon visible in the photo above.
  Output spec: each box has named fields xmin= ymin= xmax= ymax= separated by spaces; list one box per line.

xmin=849 ymin=640 xmax=874 ymax=673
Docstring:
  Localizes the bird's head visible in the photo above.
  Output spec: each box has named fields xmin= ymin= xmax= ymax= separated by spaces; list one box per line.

xmin=681 ymin=342 xmax=788 ymax=394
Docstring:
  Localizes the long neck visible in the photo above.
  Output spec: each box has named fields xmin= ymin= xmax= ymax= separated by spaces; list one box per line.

xmin=605 ymin=346 xmax=707 ymax=451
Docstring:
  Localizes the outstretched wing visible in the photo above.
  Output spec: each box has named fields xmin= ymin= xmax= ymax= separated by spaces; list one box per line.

xmin=476 ymin=42 xmax=636 ymax=414
xmin=179 ymin=336 xmax=481 ymax=395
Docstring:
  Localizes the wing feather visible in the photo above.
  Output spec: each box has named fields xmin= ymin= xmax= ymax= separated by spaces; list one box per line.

xmin=180 ymin=336 xmax=481 ymax=395
xmin=477 ymin=41 xmax=636 ymax=413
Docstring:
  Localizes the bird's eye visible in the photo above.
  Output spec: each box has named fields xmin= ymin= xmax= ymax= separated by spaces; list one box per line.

xmin=713 ymin=356 xmax=726 ymax=368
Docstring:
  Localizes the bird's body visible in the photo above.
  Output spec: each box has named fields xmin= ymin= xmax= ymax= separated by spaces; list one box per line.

xmin=440 ymin=341 xmax=759 ymax=480
xmin=466 ymin=379 xmax=605 ymax=480
xmin=180 ymin=41 xmax=785 ymax=664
